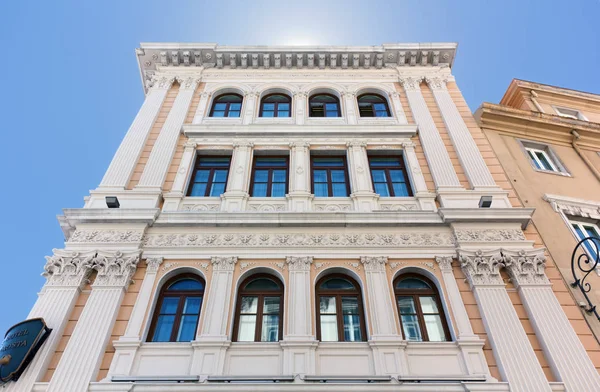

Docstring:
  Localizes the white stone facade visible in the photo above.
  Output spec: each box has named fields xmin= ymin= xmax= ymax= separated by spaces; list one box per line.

xmin=7 ymin=43 xmax=599 ymax=392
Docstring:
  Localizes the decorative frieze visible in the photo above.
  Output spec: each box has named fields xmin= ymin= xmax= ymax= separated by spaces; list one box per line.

xmin=459 ymin=249 xmax=505 ymax=287
xmin=68 ymin=229 xmax=143 ymax=243
xmin=454 ymin=228 xmax=526 ymax=243
xmin=286 ymin=256 xmax=313 ymax=271
xmin=360 ymin=256 xmax=387 ymax=271
xmin=143 ymin=232 xmax=456 ymax=248
xmin=503 ymin=249 xmax=549 ymax=287
xmin=92 ymin=250 xmax=141 ymax=288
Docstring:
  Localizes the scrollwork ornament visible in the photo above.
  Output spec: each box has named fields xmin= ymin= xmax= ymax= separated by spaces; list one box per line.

xmin=569 ymin=237 xmax=600 ymax=320
xmin=435 ymin=256 xmax=453 ymax=271
xmin=399 ymin=76 xmax=423 ymax=91
xmin=502 ymin=249 xmax=548 ymax=287
xmin=425 ymin=76 xmax=447 ymax=90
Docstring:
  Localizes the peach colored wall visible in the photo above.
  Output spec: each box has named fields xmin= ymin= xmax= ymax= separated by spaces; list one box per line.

xmin=533 ymin=91 xmax=600 ymax=124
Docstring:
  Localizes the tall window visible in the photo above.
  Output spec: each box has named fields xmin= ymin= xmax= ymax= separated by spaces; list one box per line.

xmin=394 ymin=274 xmax=449 ymax=342
xmin=260 ymin=94 xmax=291 ymax=117
xmin=358 ymin=94 xmax=391 ymax=117
xmin=311 ymin=156 xmax=350 ymax=197
xmin=309 ymin=94 xmax=341 ymax=117
xmin=187 ymin=156 xmax=231 ymax=197
xmin=148 ymin=274 xmax=204 ymax=342
xmin=233 ymin=275 xmax=284 ymax=342
xmin=316 ymin=274 xmax=366 ymax=342
xmin=369 ymin=156 xmax=412 ymax=197
xmin=250 ymin=157 xmax=288 ymax=197
xmin=210 ymin=94 xmax=243 ymax=117
xmin=571 ymin=220 xmax=600 ymax=261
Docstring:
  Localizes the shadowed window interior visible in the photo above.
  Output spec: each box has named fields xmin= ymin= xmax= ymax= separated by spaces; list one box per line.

xmin=187 ymin=156 xmax=231 ymax=197
xmin=233 ymin=275 xmax=284 ymax=342
xmin=368 ymin=155 xmax=412 ymax=197
xmin=250 ymin=156 xmax=289 ymax=197
xmin=570 ymin=220 xmax=600 ymax=261
xmin=260 ymin=94 xmax=291 ymax=117
xmin=148 ymin=274 xmax=205 ymax=342
xmin=210 ymin=93 xmax=243 ymax=117
xmin=316 ymin=274 xmax=367 ymax=342
xmin=311 ymin=156 xmax=350 ymax=197
xmin=309 ymin=94 xmax=341 ymax=117
xmin=394 ymin=274 xmax=450 ymax=342
xmin=358 ymin=94 xmax=391 ymax=117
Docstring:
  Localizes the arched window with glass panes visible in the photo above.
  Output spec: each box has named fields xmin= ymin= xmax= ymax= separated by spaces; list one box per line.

xmin=147 ymin=274 xmax=205 ymax=342
xmin=209 ymin=93 xmax=243 ymax=117
xmin=394 ymin=273 xmax=450 ymax=342
xmin=357 ymin=93 xmax=391 ymax=117
xmin=259 ymin=93 xmax=291 ymax=117
xmin=309 ymin=94 xmax=341 ymax=117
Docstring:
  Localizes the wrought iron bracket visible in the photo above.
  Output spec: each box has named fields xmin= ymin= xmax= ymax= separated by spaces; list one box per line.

xmin=571 ymin=236 xmax=600 ymax=321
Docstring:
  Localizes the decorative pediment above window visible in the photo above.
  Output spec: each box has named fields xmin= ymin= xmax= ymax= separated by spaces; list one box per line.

xmin=544 ymin=194 xmax=600 ymax=220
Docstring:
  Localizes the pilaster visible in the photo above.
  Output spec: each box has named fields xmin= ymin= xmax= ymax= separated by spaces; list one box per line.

xmin=459 ymin=249 xmax=551 ymax=392
xmin=402 ymin=141 xmax=437 ymax=211
xmin=46 ymin=250 xmax=140 ymax=392
xmin=425 ymin=77 xmax=496 ymax=189
xmin=286 ymin=141 xmax=313 ymax=212
xmin=4 ymin=250 xmax=94 ymax=392
xmin=504 ymin=249 xmax=600 ymax=392
xmin=347 ymin=141 xmax=379 ymax=212
xmin=388 ymin=91 xmax=408 ymax=124
xmin=136 ymin=76 xmax=200 ymax=192
xmin=162 ymin=141 xmax=197 ymax=211
xmin=99 ymin=75 xmax=175 ymax=190
xmin=399 ymin=77 xmax=462 ymax=190
xmin=221 ymin=142 xmax=253 ymax=212
xmin=294 ymin=92 xmax=308 ymax=125
xmin=192 ymin=91 xmax=212 ymax=124
xmin=360 ymin=257 xmax=397 ymax=338
xmin=243 ymin=92 xmax=258 ymax=125
xmin=342 ymin=91 xmax=358 ymax=125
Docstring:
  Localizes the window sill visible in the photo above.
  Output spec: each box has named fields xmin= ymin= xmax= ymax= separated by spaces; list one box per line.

xmin=201 ymin=118 xmax=243 ymax=126
xmin=531 ymin=167 xmax=572 ymax=177
xmin=306 ymin=117 xmax=346 ymax=125
xmin=253 ymin=117 xmax=295 ymax=125
xmin=357 ymin=117 xmax=398 ymax=125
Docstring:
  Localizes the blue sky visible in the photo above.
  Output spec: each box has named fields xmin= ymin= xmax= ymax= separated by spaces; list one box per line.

xmin=0 ymin=0 xmax=599 ymax=334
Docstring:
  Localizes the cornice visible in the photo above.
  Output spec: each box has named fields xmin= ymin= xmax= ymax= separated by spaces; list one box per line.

xmin=60 ymin=208 xmax=160 ymax=228
xmin=501 ymin=79 xmax=600 ymax=106
xmin=438 ymin=208 xmax=535 ymax=230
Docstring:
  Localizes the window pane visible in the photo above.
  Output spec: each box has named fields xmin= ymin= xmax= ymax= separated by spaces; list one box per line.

xmin=396 ymin=278 xmax=431 ymax=290
xmin=271 ymin=182 xmax=286 ymax=197
xmin=252 ymin=183 xmax=268 ymax=197
xmin=255 ymin=158 xmax=287 ymax=167
xmin=213 ymin=169 xmax=228 ymax=182
xmin=229 ymin=103 xmax=241 ymax=110
xmin=169 ymin=279 xmax=204 ymax=291
xmin=527 ymin=150 xmax=542 ymax=170
xmin=359 ymin=106 xmax=374 ymax=117
xmin=370 ymin=157 xmax=401 ymax=167
xmin=573 ymin=224 xmax=586 ymax=240
xmin=190 ymin=182 xmax=207 ymax=196
xmin=332 ymin=183 xmax=348 ymax=197
xmin=183 ymin=297 xmax=202 ymax=314
xmin=419 ymin=296 xmax=439 ymax=314
xmin=397 ymin=296 xmax=417 ymax=314
xmin=237 ymin=315 xmax=256 ymax=341
xmin=320 ymin=296 xmax=337 ymax=313
xmin=342 ymin=297 xmax=359 ymax=314
xmin=313 ymin=158 xmax=344 ymax=167
xmin=209 ymin=182 xmax=225 ymax=196
xmin=213 ymin=103 xmax=227 ymax=110
xmin=331 ymin=170 xmax=346 ymax=182
xmin=374 ymin=183 xmax=390 ymax=197
xmin=152 ymin=315 xmax=175 ymax=342
xmin=325 ymin=110 xmax=339 ymax=117
xmin=263 ymin=297 xmax=281 ymax=314
xmin=375 ymin=110 xmax=389 ymax=117
xmin=177 ymin=315 xmax=198 ymax=342
xmin=392 ymin=182 xmax=409 ymax=197
xmin=160 ymin=297 xmax=180 ymax=314
xmin=263 ymin=103 xmax=275 ymax=110
xmin=535 ymin=151 xmax=554 ymax=171
xmin=240 ymin=296 xmax=259 ymax=313
xmin=278 ymin=103 xmax=290 ymax=110
xmin=424 ymin=315 xmax=446 ymax=341
xmin=313 ymin=170 xmax=327 ymax=182
xmin=254 ymin=170 xmax=269 ymax=182
xmin=314 ymin=183 xmax=328 ymax=197
xmin=212 ymin=110 xmax=225 ymax=117
xmin=261 ymin=315 xmax=279 ymax=342
xmin=320 ymin=315 xmax=338 ymax=341
xmin=401 ymin=315 xmax=422 ymax=341
xmin=321 ymin=278 xmax=355 ymax=290
xmin=262 ymin=110 xmax=274 ymax=118
xmin=245 ymin=278 xmax=280 ymax=291
xmin=199 ymin=157 xmax=231 ymax=167
xmin=272 ymin=169 xmax=287 ymax=182
xmin=389 ymin=170 xmax=405 ymax=182
xmin=373 ymin=103 xmax=387 ymax=111
xmin=371 ymin=169 xmax=387 ymax=182
xmin=278 ymin=110 xmax=290 ymax=117
xmin=228 ymin=110 xmax=241 ymax=117
xmin=343 ymin=314 xmax=362 ymax=342
xmin=195 ymin=170 xmax=210 ymax=182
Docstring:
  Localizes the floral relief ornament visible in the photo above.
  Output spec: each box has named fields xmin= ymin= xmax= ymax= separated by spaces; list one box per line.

xmin=92 ymin=250 xmax=141 ymax=287
xmin=360 ymin=256 xmax=388 ymax=271
xmin=43 ymin=249 xmax=96 ymax=287
xmin=286 ymin=256 xmax=313 ymax=271
xmin=502 ymin=249 xmax=549 ymax=286
xmin=459 ymin=249 xmax=505 ymax=287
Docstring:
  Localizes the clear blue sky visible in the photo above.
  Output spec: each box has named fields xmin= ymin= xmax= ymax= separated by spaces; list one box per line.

xmin=0 ymin=0 xmax=599 ymax=334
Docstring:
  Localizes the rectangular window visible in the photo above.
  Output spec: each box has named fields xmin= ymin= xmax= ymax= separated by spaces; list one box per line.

xmin=368 ymin=156 xmax=412 ymax=197
xmin=250 ymin=157 xmax=289 ymax=197
xmin=520 ymin=140 xmax=568 ymax=175
xmin=571 ymin=221 xmax=600 ymax=262
xmin=525 ymin=147 xmax=559 ymax=172
xmin=311 ymin=156 xmax=350 ymax=197
xmin=554 ymin=106 xmax=586 ymax=121
xmin=187 ymin=156 xmax=231 ymax=197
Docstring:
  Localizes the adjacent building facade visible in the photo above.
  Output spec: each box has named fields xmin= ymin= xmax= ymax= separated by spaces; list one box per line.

xmin=5 ymin=44 xmax=600 ymax=392
xmin=476 ymin=79 xmax=600 ymax=339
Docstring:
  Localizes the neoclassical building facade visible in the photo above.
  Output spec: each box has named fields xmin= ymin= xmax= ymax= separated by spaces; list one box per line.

xmin=6 ymin=43 xmax=600 ymax=392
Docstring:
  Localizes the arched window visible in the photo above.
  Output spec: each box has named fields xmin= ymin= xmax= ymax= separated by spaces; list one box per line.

xmin=148 ymin=274 xmax=205 ymax=342
xmin=357 ymin=94 xmax=391 ymax=117
xmin=309 ymin=94 xmax=341 ymax=117
xmin=316 ymin=274 xmax=366 ymax=342
xmin=260 ymin=94 xmax=291 ymax=117
xmin=233 ymin=274 xmax=284 ymax=342
xmin=210 ymin=93 xmax=243 ymax=117
xmin=394 ymin=274 xmax=450 ymax=342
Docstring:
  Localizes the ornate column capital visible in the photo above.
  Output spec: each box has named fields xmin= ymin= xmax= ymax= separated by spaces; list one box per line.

xmin=425 ymin=76 xmax=448 ymax=90
xmin=399 ymin=76 xmax=423 ymax=92
xmin=341 ymin=91 xmax=356 ymax=99
xmin=286 ymin=256 xmax=313 ymax=271
xmin=211 ymin=256 xmax=238 ymax=271
xmin=459 ymin=249 xmax=505 ymax=288
xmin=176 ymin=76 xmax=202 ymax=90
xmin=92 ymin=250 xmax=141 ymax=288
xmin=244 ymin=91 xmax=259 ymax=99
xmin=435 ymin=256 xmax=453 ymax=271
xmin=293 ymin=91 xmax=308 ymax=100
xmin=232 ymin=141 xmax=254 ymax=149
xmin=146 ymin=257 xmax=164 ymax=273
xmin=401 ymin=141 xmax=416 ymax=150
xmin=289 ymin=141 xmax=310 ymax=149
xmin=346 ymin=140 xmax=367 ymax=148
xmin=147 ymin=74 xmax=176 ymax=91
xmin=360 ymin=256 xmax=388 ymax=272
xmin=43 ymin=249 xmax=95 ymax=288
xmin=502 ymin=248 xmax=549 ymax=287
xmin=183 ymin=141 xmax=198 ymax=150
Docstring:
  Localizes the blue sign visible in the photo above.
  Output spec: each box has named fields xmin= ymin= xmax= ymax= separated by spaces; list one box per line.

xmin=0 ymin=318 xmax=51 ymax=384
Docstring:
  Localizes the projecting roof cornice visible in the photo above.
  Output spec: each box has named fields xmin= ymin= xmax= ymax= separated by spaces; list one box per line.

xmin=136 ymin=42 xmax=457 ymax=92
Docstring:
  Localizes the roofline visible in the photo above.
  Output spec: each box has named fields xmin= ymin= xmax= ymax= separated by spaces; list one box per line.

xmin=501 ymin=78 xmax=600 ymax=105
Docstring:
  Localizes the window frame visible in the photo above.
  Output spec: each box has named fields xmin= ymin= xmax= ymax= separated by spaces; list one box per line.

xmin=147 ymin=273 xmax=205 ymax=343
xmin=518 ymin=139 xmax=569 ymax=176
xmin=308 ymin=93 xmax=342 ymax=118
xmin=569 ymin=219 xmax=600 ymax=261
xmin=186 ymin=155 xmax=232 ymax=197
xmin=209 ymin=93 xmax=244 ymax=118
xmin=368 ymin=155 xmax=413 ymax=197
xmin=249 ymin=155 xmax=289 ymax=197
xmin=524 ymin=146 xmax=560 ymax=172
xmin=232 ymin=274 xmax=284 ymax=343
xmin=315 ymin=273 xmax=367 ymax=342
xmin=357 ymin=93 xmax=392 ymax=118
xmin=553 ymin=105 xmax=587 ymax=121
xmin=310 ymin=155 xmax=351 ymax=197
xmin=394 ymin=273 xmax=450 ymax=342
xmin=259 ymin=93 xmax=292 ymax=118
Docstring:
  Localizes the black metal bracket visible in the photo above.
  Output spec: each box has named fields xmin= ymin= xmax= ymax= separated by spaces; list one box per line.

xmin=571 ymin=237 xmax=600 ymax=321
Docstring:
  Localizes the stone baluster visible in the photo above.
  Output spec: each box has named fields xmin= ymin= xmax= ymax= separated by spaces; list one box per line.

xmin=221 ymin=142 xmax=253 ymax=212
